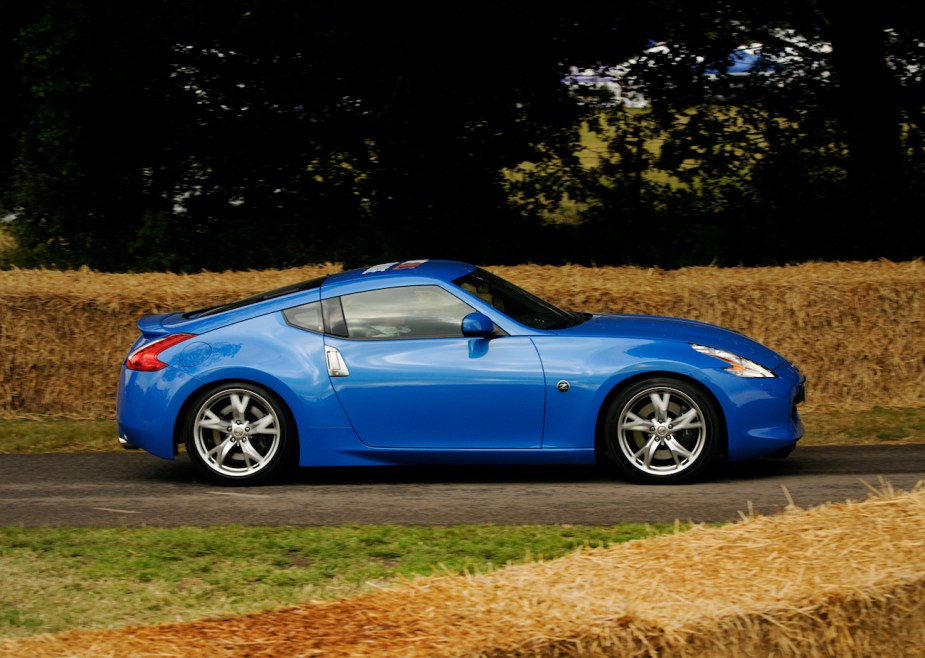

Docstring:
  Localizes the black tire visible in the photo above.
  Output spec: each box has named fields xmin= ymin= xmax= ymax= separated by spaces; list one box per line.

xmin=183 ymin=382 xmax=295 ymax=485
xmin=605 ymin=377 xmax=720 ymax=484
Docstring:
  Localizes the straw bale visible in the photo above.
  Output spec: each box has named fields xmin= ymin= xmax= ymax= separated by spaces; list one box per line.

xmin=1 ymin=259 xmax=923 ymax=417
xmin=2 ymin=482 xmax=924 ymax=657
xmin=0 ymin=265 xmax=340 ymax=419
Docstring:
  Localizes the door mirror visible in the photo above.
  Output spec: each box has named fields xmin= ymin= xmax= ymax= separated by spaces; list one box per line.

xmin=461 ymin=312 xmax=495 ymax=338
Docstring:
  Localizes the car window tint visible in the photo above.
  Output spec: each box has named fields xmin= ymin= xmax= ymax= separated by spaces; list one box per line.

xmin=454 ymin=268 xmax=577 ymax=330
xmin=339 ymin=286 xmax=474 ymax=339
xmin=322 ymin=297 xmax=348 ymax=337
xmin=283 ymin=301 xmax=323 ymax=333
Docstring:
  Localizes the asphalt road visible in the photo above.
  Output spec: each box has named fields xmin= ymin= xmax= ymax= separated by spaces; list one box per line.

xmin=0 ymin=445 xmax=923 ymax=527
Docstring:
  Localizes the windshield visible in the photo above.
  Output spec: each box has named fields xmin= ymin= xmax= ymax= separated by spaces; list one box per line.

xmin=453 ymin=268 xmax=587 ymax=330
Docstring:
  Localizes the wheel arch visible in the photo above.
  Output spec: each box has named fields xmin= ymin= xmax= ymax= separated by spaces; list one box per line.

xmin=172 ymin=377 xmax=301 ymax=455
xmin=593 ymin=370 xmax=729 ymax=462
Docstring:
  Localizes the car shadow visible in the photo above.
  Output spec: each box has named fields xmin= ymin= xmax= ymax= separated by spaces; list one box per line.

xmin=280 ymin=456 xmax=800 ymax=486
xmin=146 ymin=452 xmax=802 ymax=487
xmin=282 ymin=463 xmax=610 ymax=485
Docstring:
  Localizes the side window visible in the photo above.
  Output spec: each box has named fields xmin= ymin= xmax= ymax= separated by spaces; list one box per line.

xmin=339 ymin=286 xmax=475 ymax=339
xmin=322 ymin=297 xmax=348 ymax=337
xmin=283 ymin=301 xmax=323 ymax=333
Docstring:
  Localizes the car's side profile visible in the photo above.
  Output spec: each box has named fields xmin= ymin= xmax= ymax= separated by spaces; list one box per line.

xmin=117 ymin=259 xmax=806 ymax=485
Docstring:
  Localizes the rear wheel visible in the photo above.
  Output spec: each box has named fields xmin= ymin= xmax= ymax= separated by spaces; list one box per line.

xmin=605 ymin=377 xmax=720 ymax=484
xmin=184 ymin=383 xmax=294 ymax=485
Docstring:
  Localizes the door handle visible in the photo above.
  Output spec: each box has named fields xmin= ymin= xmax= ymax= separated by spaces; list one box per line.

xmin=325 ymin=345 xmax=350 ymax=377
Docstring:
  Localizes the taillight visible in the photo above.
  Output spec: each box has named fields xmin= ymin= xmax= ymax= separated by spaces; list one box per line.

xmin=125 ymin=334 xmax=196 ymax=371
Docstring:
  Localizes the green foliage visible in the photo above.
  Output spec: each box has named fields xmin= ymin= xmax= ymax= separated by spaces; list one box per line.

xmin=1 ymin=2 xmax=924 ymax=271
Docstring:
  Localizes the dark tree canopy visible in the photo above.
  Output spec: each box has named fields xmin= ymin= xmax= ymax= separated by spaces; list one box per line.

xmin=1 ymin=1 xmax=923 ymax=271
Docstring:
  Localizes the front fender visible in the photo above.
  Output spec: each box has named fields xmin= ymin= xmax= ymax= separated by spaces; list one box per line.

xmin=534 ymin=338 xmax=737 ymax=450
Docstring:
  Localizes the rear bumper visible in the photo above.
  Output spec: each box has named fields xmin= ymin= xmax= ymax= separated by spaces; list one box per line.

xmin=116 ymin=365 xmax=198 ymax=460
xmin=117 ymin=432 xmax=140 ymax=450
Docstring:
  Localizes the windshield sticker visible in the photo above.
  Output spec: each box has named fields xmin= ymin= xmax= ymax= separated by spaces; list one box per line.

xmin=393 ymin=260 xmax=428 ymax=270
xmin=363 ymin=262 xmax=399 ymax=274
xmin=363 ymin=260 xmax=429 ymax=274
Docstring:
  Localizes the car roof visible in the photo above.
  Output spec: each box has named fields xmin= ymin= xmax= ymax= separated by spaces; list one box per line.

xmin=322 ymin=259 xmax=478 ymax=294
xmin=152 ymin=260 xmax=478 ymax=337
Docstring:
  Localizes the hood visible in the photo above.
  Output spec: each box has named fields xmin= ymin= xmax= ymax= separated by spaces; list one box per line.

xmin=560 ymin=313 xmax=787 ymax=369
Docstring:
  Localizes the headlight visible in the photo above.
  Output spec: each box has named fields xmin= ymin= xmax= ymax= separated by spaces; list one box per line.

xmin=690 ymin=344 xmax=776 ymax=378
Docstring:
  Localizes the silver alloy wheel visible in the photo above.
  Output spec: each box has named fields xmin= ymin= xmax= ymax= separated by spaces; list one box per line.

xmin=190 ymin=387 xmax=282 ymax=480
xmin=615 ymin=384 xmax=708 ymax=478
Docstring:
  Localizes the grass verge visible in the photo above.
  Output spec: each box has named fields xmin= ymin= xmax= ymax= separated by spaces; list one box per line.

xmin=0 ymin=523 xmax=680 ymax=638
xmin=1 ymin=408 xmax=920 ymax=639
xmin=1 ymin=407 xmax=923 ymax=454
xmin=0 ymin=419 xmax=117 ymax=453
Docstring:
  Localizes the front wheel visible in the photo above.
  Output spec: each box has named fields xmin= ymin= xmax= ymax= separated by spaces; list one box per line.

xmin=605 ymin=377 xmax=720 ymax=484
xmin=184 ymin=383 xmax=294 ymax=485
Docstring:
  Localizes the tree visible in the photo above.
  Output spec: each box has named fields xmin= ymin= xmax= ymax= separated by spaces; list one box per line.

xmin=573 ymin=0 xmax=925 ymax=265
xmin=2 ymin=1 xmax=923 ymax=271
xmin=4 ymin=1 xmax=612 ymax=270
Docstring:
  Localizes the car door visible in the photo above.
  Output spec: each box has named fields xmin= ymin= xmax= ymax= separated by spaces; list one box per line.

xmin=323 ymin=285 xmax=546 ymax=449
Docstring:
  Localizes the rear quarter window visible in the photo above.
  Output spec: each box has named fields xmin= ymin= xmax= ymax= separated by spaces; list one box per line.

xmin=283 ymin=301 xmax=323 ymax=333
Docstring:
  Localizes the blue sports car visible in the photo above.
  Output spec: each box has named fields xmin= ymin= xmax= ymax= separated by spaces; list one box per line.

xmin=117 ymin=259 xmax=806 ymax=485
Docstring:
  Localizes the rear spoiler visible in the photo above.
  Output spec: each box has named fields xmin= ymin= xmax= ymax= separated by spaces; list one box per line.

xmin=137 ymin=313 xmax=176 ymax=339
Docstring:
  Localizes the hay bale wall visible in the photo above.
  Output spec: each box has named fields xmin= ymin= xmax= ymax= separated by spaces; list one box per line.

xmin=0 ymin=265 xmax=339 ymax=419
xmin=0 ymin=260 xmax=923 ymax=418
xmin=2 ymin=483 xmax=923 ymax=657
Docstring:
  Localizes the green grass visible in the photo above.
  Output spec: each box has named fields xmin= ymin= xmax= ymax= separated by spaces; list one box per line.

xmin=0 ymin=409 xmax=921 ymax=639
xmin=801 ymin=406 xmax=925 ymax=445
xmin=2 ymin=407 xmax=923 ymax=454
xmin=0 ymin=418 xmax=118 ymax=453
xmin=0 ymin=523 xmax=678 ymax=638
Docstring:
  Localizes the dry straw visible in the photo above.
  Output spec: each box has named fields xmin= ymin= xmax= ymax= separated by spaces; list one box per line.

xmin=2 ymin=480 xmax=923 ymax=657
xmin=1 ymin=259 xmax=923 ymax=418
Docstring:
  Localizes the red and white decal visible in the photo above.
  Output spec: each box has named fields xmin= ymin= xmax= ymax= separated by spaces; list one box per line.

xmin=362 ymin=262 xmax=399 ymax=274
xmin=362 ymin=260 xmax=428 ymax=274
xmin=392 ymin=259 xmax=428 ymax=270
